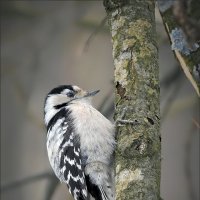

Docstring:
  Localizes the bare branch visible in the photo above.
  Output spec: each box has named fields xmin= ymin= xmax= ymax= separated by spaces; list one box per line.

xmin=1 ymin=172 xmax=54 ymax=193
xmin=173 ymin=0 xmax=200 ymax=43
xmin=82 ymin=16 xmax=107 ymax=52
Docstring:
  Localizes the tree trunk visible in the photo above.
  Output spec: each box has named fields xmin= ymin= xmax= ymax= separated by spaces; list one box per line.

xmin=158 ymin=0 xmax=200 ymax=96
xmin=104 ymin=0 xmax=161 ymax=199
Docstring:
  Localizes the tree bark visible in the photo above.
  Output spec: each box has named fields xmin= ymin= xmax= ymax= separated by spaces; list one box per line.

xmin=104 ymin=0 xmax=161 ymax=199
xmin=158 ymin=0 xmax=200 ymax=96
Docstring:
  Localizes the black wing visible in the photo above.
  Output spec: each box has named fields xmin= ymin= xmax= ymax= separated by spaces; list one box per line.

xmin=59 ymin=114 xmax=88 ymax=200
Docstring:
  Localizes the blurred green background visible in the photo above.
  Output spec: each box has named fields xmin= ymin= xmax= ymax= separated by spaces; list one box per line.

xmin=1 ymin=1 xmax=199 ymax=200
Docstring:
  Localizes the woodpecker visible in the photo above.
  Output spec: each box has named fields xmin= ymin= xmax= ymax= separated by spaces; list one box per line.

xmin=44 ymin=85 xmax=115 ymax=200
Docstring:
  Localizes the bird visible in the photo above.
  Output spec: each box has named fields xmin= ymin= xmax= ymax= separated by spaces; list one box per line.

xmin=44 ymin=85 xmax=115 ymax=200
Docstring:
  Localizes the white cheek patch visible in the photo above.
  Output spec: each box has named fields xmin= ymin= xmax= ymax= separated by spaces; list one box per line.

xmin=61 ymin=89 xmax=71 ymax=95
xmin=46 ymin=95 xmax=69 ymax=109
xmin=44 ymin=95 xmax=69 ymax=125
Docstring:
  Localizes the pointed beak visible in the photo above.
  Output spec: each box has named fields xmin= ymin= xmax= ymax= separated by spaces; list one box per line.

xmin=84 ymin=90 xmax=100 ymax=97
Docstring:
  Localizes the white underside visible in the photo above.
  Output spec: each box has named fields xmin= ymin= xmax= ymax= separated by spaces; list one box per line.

xmin=69 ymin=99 xmax=115 ymax=165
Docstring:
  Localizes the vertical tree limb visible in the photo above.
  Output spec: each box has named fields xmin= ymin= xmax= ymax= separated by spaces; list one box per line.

xmin=104 ymin=0 xmax=161 ymax=199
xmin=158 ymin=0 xmax=200 ymax=96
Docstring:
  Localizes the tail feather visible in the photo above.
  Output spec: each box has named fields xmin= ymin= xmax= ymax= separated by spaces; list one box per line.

xmin=85 ymin=175 xmax=103 ymax=200
xmin=99 ymin=186 xmax=109 ymax=200
xmin=84 ymin=163 xmax=115 ymax=200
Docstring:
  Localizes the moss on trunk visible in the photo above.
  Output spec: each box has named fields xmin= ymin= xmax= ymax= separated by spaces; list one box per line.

xmin=104 ymin=0 xmax=161 ymax=199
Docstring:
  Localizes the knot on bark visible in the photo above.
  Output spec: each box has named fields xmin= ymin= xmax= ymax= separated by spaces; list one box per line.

xmin=116 ymin=82 xmax=126 ymax=98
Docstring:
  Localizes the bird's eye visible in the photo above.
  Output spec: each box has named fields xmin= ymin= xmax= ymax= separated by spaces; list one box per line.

xmin=67 ymin=91 xmax=75 ymax=98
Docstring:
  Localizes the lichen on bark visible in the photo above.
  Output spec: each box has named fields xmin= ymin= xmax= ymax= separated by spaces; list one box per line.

xmin=158 ymin=0 xmax=200 ymax=96
xmin=104 ymin=0 xmax=161 ymax=199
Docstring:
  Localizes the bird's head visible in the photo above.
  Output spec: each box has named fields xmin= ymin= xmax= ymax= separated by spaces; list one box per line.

xmin=44 ymin=85 xmax=100 ymax=125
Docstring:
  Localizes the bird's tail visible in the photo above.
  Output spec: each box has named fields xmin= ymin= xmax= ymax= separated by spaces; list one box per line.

xmin=85 ymin=162 xmax=115 ymax=200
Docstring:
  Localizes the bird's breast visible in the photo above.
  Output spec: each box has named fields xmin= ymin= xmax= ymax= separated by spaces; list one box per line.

xmin=69 ymin=103 xmax=115 ymax=165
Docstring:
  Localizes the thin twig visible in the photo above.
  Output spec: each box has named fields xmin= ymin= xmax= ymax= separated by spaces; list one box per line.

xmin=82 ymin=16 xmax=107 ymax=52
xmin=45 ymin=176 xmax=60 ymax=200
xmin=1 ymin=172 xmax=54 ymax=192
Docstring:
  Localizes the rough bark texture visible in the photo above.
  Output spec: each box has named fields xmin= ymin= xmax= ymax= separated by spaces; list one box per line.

xmin=104 ymin=0 xmax=161 ymax=199
xmin=158 ymin=0 xmax=200 ymax=96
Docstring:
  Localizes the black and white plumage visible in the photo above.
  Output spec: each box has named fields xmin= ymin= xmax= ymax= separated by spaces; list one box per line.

xmin=44 ymin=85 xmax=115 ymax=200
